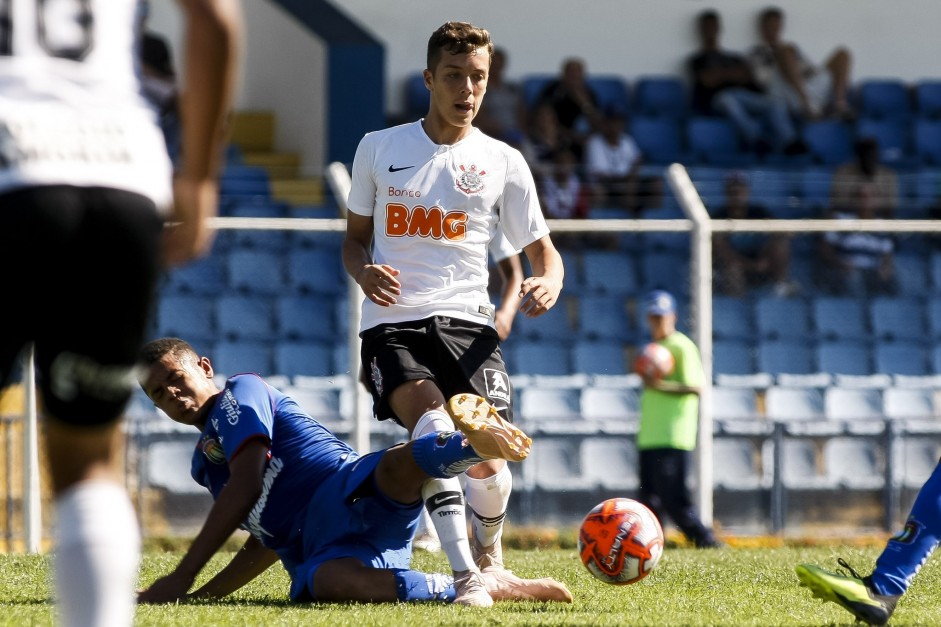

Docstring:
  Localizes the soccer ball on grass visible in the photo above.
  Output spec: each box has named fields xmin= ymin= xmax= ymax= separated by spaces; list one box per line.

xmin=578 ymin=497 xmax=664 ymax=585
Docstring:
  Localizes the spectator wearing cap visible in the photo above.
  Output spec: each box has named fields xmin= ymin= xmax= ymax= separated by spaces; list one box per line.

xmin=712 ymin=171 xmax=799 ymax=297
xmin=584 ymin=108 xmax=663 ymax=216
xmin=636 ymin=290 xmax=722 ymax=549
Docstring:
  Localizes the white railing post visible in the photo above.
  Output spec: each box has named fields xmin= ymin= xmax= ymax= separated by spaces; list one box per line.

xmin=24 ymin=344 xmax=41 ymax=553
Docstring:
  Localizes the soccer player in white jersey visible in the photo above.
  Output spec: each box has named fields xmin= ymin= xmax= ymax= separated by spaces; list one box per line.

xmin=0 ymin=2 xmax=241 ymax=625
xmin=343 ymin=21 xmax=565 ymax=607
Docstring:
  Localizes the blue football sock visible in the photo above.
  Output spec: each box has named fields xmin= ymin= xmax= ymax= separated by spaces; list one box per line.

xmin=411 ymin=431 xmax=484 ymax=478
xmin=871 ymin=462 xmax=941 ymax=595
xmin=392 ymin=569 xmax=456 ymax=603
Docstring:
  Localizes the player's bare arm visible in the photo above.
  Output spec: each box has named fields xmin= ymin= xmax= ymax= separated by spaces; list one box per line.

xmin=188 ymin=535 xmax=280 ymax=600
xmin=519 ymin=236 xmax=565 ymax=318
xmin=343 ymin=212 xmax=402 ymax=307
xmin=138 ymin=439 xmax=269 ymax=603
xmin=494 ymin=255 xmax=525 ymax=340
xmin=164 ymin=0 xmax=242 ymax=267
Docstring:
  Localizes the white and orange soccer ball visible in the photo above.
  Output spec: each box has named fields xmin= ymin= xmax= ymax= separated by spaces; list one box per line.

xmin=578 ymin=497 xmax=665 ymax=585
xmin=633 ymin=342 xmax=675 ymax=380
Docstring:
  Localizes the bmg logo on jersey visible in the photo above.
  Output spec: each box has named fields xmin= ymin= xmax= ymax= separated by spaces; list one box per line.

xmin=385 ymin=203 xmax=467 ymax=240
xmin=484 ymin=368 xmax=511 ymax=404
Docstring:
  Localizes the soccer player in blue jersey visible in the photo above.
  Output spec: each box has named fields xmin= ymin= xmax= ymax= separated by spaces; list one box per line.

xmin=136 ymin=338 xmax=571 ymax=605
xmin=796 ymin=462 xmax=941 ymax=625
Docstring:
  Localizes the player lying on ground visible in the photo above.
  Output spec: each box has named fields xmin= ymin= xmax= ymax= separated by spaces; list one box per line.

xmin=136 ymin=337 xmax=572 ymax=604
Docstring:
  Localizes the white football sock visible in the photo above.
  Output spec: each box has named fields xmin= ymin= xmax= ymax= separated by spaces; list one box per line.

xmin=413 ymin=409 xmax=475 ymax=573
xmin=464 ymin=464 xmax=512 ymax=549
xmin=54 ymin=480 xmax=141 ymax=627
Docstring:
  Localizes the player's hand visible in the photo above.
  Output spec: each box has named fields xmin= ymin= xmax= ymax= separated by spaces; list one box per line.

xmin=518 ymin=276 xmax=562 ymax=318
xmin=355 ymin=263 xmax=401 ymax=307
xmin=137 ymin=571 xmax=195 ymax=604
xmin=163 ymin=175 xmax=219 ymax=267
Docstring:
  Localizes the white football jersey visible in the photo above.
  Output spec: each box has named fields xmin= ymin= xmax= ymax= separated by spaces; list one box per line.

xmin=0 ymin=0 xmax=172 ymax=210
xmin=348 ymin=121 xmax=549 ymax=331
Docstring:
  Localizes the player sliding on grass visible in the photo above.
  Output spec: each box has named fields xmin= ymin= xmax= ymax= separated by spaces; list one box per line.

xmin=136 ymin=338 xmax=572 ymax=605
xmin=343 ymin=20 xmax=565 ymax=607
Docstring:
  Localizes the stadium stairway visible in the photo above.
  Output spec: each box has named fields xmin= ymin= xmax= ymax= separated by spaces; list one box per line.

xmin=229 ymin=110 xmax=324 ymax=207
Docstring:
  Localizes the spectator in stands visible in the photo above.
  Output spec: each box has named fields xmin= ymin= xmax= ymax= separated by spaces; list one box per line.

xmin=584 ymin=108 xmax=664 ymax=216
xmin=816 ymin=182 xmax=898 ymax=296
xmin=830 ymin=137 xmax=899 ymax=218
xmin=474 ymin=47 xmax=526 ymax=146
xmin=712 ymin=171 xmax=798 ymax=297
xmin=136 ymin=338 xmax=570 ymax=605
xmin=519 ymin=103 xmax=573 ymax=182
xmin=534 ymin=57 xmax=601 ymax=159
xmin=536 ymin=147 xmax=610 ymax=250
xmin=748 ymin=6 xmax=853 ymax=120
xmin=688 ymin=9 xmax=804 ymax=157
xmin=636 ymin=291 xmax=722 ymax=549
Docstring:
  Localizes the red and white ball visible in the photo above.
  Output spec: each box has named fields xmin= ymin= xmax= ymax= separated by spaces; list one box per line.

xmin=633 ymin=342 xmax=675 ymax=379
xmin=578 ymin=497 xmax=665 ymax=585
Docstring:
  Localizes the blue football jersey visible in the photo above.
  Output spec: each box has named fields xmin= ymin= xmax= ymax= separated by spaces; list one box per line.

xmin=190 ymin=374 xmax=354 ymax=551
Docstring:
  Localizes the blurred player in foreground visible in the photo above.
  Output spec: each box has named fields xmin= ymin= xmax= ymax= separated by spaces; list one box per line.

xmin=136 ymin=338 xmax=571 ymax=605
xmin=796 ymin=461 xmax=941 ymax=625
xmin=343 ymin=21 xmax=564 ymax=606
xmin=0 ymin=1 xmax=240 ymax=625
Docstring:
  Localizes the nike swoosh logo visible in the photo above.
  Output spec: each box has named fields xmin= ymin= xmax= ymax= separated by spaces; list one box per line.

xmin=388 ymin=165 xmax=415 ymax=172
xmin=428 ymin=492 xmax=462 ymax=508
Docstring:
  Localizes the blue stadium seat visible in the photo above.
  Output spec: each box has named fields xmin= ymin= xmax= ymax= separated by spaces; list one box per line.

xmin=213 ymin=340 xmax=273 ymax=378
xmin=576 ymin=294 xmax=633 ymax=341
xmin=514 ymin=298 xmax=575 ymax=341
xmin=528 ymin=438 xmax=588 ymax=492
xmin=273 ymin=341 xmax=334 ymax=378
xmin=798 ymin=167 xmax=835 ymax=215
xmin=163 ymin=254 xmax=226 ymax=295
xmin=572 ymin=340 xmax=627 ymax=376
xmin=639 ymin=250 xmax=689 ymax=296
xmin=712 ymin=339 xmax=755 ymax=376
xmin=275 ymin=295 xmax=336 ymax=342
xmin=874 ymin=341 xmax=929 ymax=376
xmin=227 ymin=202 xmax=292 ymax=250
xmin=505 ymin=340 xmax=572 ymax=376
xmin=894 ymin=254 xmax=929 ymax=297
xmin=816 ymin=341 xmax=872 ymax=376
xmin=588 ymin=75 xmax=631 ymax=114
xmin=915 ymin=79 xmax=941 ymax=119
xmin=632 ymin=75 xmax=687 ymax=119
xmin=913 ymin=119 xmax=941 ymax=165
xmin=226 ymin=249 xmax=286 ymax=296
xmin=870 ymin=296 xmax=925 ymax=341
xmin=812 ymin=297 xmax=869 ymax=341
xmin=286 ymin=248 xmax=345 ymax=296
xmin=219 ymin=165 xmax=270 ymax=198
xmin=772 ymin=438 xmax=834 ymax=489
xmin=712 ymin=296 xmax=754 ymax=341
xmin=629 ymin=116 xmax=684 ymax=165
xmin=802 ymin=121 xmax=854 ymax=165
xmin=518 ymin=385 xmax=582 ymax=425
xmin=215 ymin=295 xmax=276 ymax=341
xmin=755 ymin=297 xmax=812 ymax=340
xmin=756 ymin=340 xmax=815 ymax=376
xmin=928 ymin=296 xmax=941 ymax=337
xmin=156 ymin=294 xmax=216 ymax=343
xmin=856 ymin=79 xmax=912 ymax=121
xmin=765 ymin=386 xmax=825 ymax=421
xmin=581 ymin=250 xmax=639 ymax=295
xmin=686 ymin=116 xmax=749 ymax=166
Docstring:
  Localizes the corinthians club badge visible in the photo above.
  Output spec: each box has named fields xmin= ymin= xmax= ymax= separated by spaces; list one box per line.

xmin=456 ymin=164 xmax=486 ymax=194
